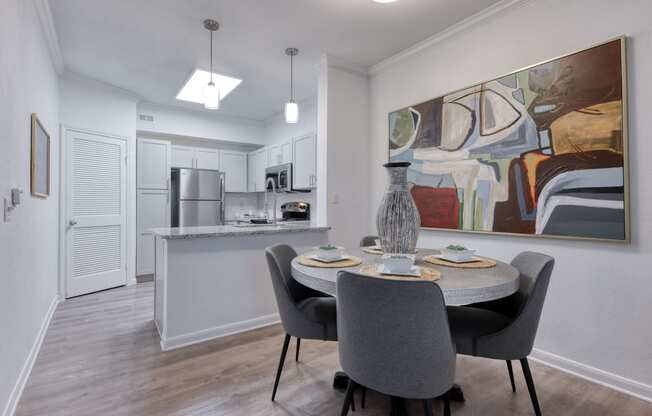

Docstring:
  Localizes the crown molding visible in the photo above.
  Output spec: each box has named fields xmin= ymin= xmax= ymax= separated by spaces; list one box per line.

xmin=324 ymin=54 xmax=370 ymax=79
xmin=32 ymin=0 xmax=65 ymax=74
xmin=369 ymin=0 xmax=532 ymax=77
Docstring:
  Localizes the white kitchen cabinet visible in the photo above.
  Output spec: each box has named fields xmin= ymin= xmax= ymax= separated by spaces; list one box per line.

xmin=137 ymin=189 xmax=169 ymax=275
xmin=137 ymin=138 xmax=170 ymax=190
xmin=195 ymin=148 xmax=220 ymax=170
xmin=268 ymin=145 xmax=282 ymax=166
xmin=247 ymin=149 xmax=267 ymax=192
xmin=293 ymin=134 xmax=316 ymax=189
xmin=281 ymin=140 xmax=293 ymax=164
xmin=220 ymin=150 xmax=247 ymax=192
xmin=172 ymin=146 xmax=220 ymax=170
xmin=171 ymin=146 xmax=195 ymax=168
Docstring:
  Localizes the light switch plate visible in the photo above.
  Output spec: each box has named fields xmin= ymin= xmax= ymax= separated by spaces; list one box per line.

xmin=3 ymin=198 xmax=11 ymax=223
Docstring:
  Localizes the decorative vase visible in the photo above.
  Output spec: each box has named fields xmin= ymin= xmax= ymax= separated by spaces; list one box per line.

xmin=376 ymin=161 xmax=421 ymax=254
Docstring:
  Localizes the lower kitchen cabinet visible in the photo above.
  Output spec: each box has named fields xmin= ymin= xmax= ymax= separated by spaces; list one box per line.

xmin=137 ymin=189 xmax=169 ymax=275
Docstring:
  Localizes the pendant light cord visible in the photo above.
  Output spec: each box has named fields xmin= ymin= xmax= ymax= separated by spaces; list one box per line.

xmin=210 ymin=31 xmax=214 ymax=83
xmin=290 ymin=54 xmax=294 ymax=101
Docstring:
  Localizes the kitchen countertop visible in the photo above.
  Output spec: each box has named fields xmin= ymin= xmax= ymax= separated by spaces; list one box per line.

xmin=150 ymin=224 xmax=330 ymax=240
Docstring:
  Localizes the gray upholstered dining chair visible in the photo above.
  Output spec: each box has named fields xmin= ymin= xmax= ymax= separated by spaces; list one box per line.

xmin=337 ymin=271 xmax=456 ymax=416
xmin=359 ymin=235 xmax=378 ymax=247
xmin=265 ymin=244 xmax=338 ymax=401
xmin=446 ymin=251 xmax=554 ymax=416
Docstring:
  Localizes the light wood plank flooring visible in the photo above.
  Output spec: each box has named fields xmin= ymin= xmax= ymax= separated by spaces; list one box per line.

xmin=16 ymin=283 xmax=652 ymax=415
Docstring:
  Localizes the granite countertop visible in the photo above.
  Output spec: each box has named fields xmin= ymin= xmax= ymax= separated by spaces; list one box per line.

xmin=150 ymin=224 xmax=330 ymax=240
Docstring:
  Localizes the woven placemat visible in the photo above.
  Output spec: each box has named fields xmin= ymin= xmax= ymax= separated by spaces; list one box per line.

xmin=423 ymin=255 xmax=496 ymax=269
xmin=358 ymin=264 xmax=441 ymax=281
xmin=362 ymin=247 xmax=383 ymax=255
xmin=297 ymin=255 xmax=363 ymax=268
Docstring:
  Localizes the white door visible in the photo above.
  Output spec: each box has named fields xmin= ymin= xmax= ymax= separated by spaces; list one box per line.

xmin=220 ymin=150 xmax=247 ymax=192
xmin=137 ymin=189 xmax=168 ymax=275
xmin=137 ymin=138 xmax=170 ymax=189
xmin=195 ymin=148 xmax=220 ymax=170
xmin=171 ymin=146 xmax=195 ymax=168
xmin=293 ymin=134 xmax=316 ymax=189
xmin=66 ymin=130 xmax=127 ymax=297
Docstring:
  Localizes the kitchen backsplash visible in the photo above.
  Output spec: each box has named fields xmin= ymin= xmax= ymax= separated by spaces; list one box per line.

xmin=224 ymin=191 xmax=314 ymax=221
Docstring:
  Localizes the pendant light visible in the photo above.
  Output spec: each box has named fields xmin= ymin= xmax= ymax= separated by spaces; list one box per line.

xmin=203 ymin=19 xmax=220 ymax=110
xmin=285 ymin=47 xmax=299 ymax=124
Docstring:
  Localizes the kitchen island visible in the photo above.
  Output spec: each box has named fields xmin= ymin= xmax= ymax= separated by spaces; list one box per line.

xmin=151 ymin=224 xmax=330 ymax=350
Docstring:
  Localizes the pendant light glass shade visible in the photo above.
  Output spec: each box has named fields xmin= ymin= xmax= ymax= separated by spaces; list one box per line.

xmin=285 ymin=48 xmax=299 ymax=124
xmin=204 ymin=81 xmax=220 ymax=110
xmin=285 ymin=100 xmax=299 ymax=124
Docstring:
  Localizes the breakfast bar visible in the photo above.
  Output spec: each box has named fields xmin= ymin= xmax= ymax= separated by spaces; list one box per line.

xmin=151 ymin=224 xmax=329 ymax=350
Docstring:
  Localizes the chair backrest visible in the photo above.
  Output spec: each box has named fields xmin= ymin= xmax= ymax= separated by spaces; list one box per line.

xmin=336 ymin=271 xmax=456 ymax=399
xmin=480 ymin=251 xmax=555 ymax=358
xmin=265 ymin=245 xmax=323 ymax=332
xmin=359 ymin=235 xmax=378 ymax=247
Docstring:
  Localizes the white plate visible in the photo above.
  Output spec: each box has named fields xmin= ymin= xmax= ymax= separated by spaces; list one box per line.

xmin=309 ymin=254 xmax=349 ymax=263
xmin=377 ymin=264 xmax=421 ymax=277
xmin=435 ymin=254 xmax=482 ymax=264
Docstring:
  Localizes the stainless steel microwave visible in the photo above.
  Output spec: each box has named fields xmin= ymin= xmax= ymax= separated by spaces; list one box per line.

xmin=265 ymin=163 xmax=292 ymax=192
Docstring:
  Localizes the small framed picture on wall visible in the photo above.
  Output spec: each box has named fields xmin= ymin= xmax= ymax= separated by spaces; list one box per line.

xmin=31 ymin=113 xmax=50 ymax=198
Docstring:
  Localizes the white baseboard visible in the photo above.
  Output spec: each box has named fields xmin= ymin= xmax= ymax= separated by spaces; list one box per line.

xmin=2 ymin=295 xmax=59 ymax=416
xmin=160 ymin=314 xmax=280 ymax=351
xmin=530 ymin=348 xmax=652 ymax=403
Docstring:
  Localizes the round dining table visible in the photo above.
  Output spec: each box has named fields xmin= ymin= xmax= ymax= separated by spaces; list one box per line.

xmin=290 ymin=247 xmax=520 ymax=414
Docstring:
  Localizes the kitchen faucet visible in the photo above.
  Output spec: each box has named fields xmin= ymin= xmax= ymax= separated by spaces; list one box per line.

xmin=264 ymin=177 xmax=277 ymax=224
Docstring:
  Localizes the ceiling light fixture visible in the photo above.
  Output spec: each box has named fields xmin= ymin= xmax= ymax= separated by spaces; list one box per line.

xmin=203 ymin=19 xmax=220 ymax=110
xmin=373 ymin=0 xmax=399 ymax=3
xmin=285 ymin=47 xmax=299 ymax=124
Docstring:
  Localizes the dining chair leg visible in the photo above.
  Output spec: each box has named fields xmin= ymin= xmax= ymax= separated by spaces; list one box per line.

xmin=520 ymin=358 xmax=542 ymax=416
xmin=340 ymin=379 xmax=358 ymax=416
xmin=295 ymin=338 xmax=301 ymax=362
xmin=443 ymin=398 xmax=451 ymax=416
xmin=271 ymin=333 xmax=291 ymax=401
xmin=423 ymin=398 xmax=433 ymax=416
xmin=361 ymin=386 xmax=366 ymax=408
xmin=506 ymin=360 xmax=516 ymax=392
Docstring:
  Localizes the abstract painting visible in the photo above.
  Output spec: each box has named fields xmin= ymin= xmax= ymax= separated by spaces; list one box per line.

xmin=388 ymin=38 xmax=629 ymax=241
xmin=31 ymin=113 xmax=50 ymax=198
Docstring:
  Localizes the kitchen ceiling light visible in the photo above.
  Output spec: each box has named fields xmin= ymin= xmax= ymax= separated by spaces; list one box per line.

xmin=373 ymin=0 xmax=399 ymax=3
xmin=204 ymin=19 xmax=220 ymax=109
xmin=284 ymin=47 xmax=299 ymax=124
xmin=176 ymin=69 xmax=241 ymax=106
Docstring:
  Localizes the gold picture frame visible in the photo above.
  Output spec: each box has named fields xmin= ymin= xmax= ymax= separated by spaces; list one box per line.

xmin=31 ymin=113 xmax=51 ymax=198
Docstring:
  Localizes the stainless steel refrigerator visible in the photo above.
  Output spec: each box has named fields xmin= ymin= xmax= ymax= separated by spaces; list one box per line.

xmin=171 ymin=168 xmax=225 ymax=227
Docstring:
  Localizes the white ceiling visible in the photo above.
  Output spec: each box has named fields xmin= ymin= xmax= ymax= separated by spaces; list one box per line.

xmin=50 ymin=0 xmax=502 ymax=121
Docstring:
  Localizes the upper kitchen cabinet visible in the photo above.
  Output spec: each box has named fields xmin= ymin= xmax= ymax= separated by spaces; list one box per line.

xmin=137 ymin=138 xmax=170 ymax=190
xmin=267 ymin=140 xmax=292 ymax=166
xmin=220 ymin=150 xmax=247 ymax=192
xmin=293 ymin=134 xmax=316 ymax=189
xmin=195 ymin=148 xmax=220 ymax=170
xmin=171 ymin=146 xmax=220 ymax=170
xmin=247 ymin=149 xmax=267 ymax=192
xmin=171 ymin=146 xmax=195 ymax=169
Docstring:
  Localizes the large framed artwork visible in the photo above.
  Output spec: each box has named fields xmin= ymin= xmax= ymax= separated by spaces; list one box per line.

xmin=31 ymin=113 xmax=51 ymax=198
xmin=388 ymin=37 xmax=629 ymax=242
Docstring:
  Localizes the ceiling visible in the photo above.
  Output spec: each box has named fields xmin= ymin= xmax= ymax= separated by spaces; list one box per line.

xmin=51 ymin=0 xmax=502 ymax=121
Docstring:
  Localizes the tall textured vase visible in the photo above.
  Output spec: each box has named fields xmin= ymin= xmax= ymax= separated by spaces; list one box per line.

xmin=376 ymin=162 xmax=421 ymax=254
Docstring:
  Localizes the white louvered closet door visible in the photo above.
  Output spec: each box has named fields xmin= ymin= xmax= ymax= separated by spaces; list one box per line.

xmin=66 ymin=130 xmax=127 ymax=297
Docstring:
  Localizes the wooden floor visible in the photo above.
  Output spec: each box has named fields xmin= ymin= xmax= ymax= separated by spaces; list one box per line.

xmin=16 ymin=283 xmax=652 ymax=416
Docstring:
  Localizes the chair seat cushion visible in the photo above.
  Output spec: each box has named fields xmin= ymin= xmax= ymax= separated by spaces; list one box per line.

xmin=446 ymin=306 xmax=512 ymax=356
xmin=298 ymin=296 xmax=337 ymax=324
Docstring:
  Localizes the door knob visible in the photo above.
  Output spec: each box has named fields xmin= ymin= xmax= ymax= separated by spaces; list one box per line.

xmin=69 ymin=220 xmax=78 ymax=226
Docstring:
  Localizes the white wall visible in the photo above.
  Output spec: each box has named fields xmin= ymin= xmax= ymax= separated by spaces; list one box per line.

xmin=368 ymin=0 xmax=652 ymax=394
xmin=0 ymin=1 xmax=60 ymax=414
xmin=264 ymin=96 xmax=317 ymax=145
xmin=320 ymin=60 xmax=370 ymax=247
xmin=137 ymin=102 xmax=265 ymax=146
xmin=59 ymin=72 xmax=139 ymax=288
